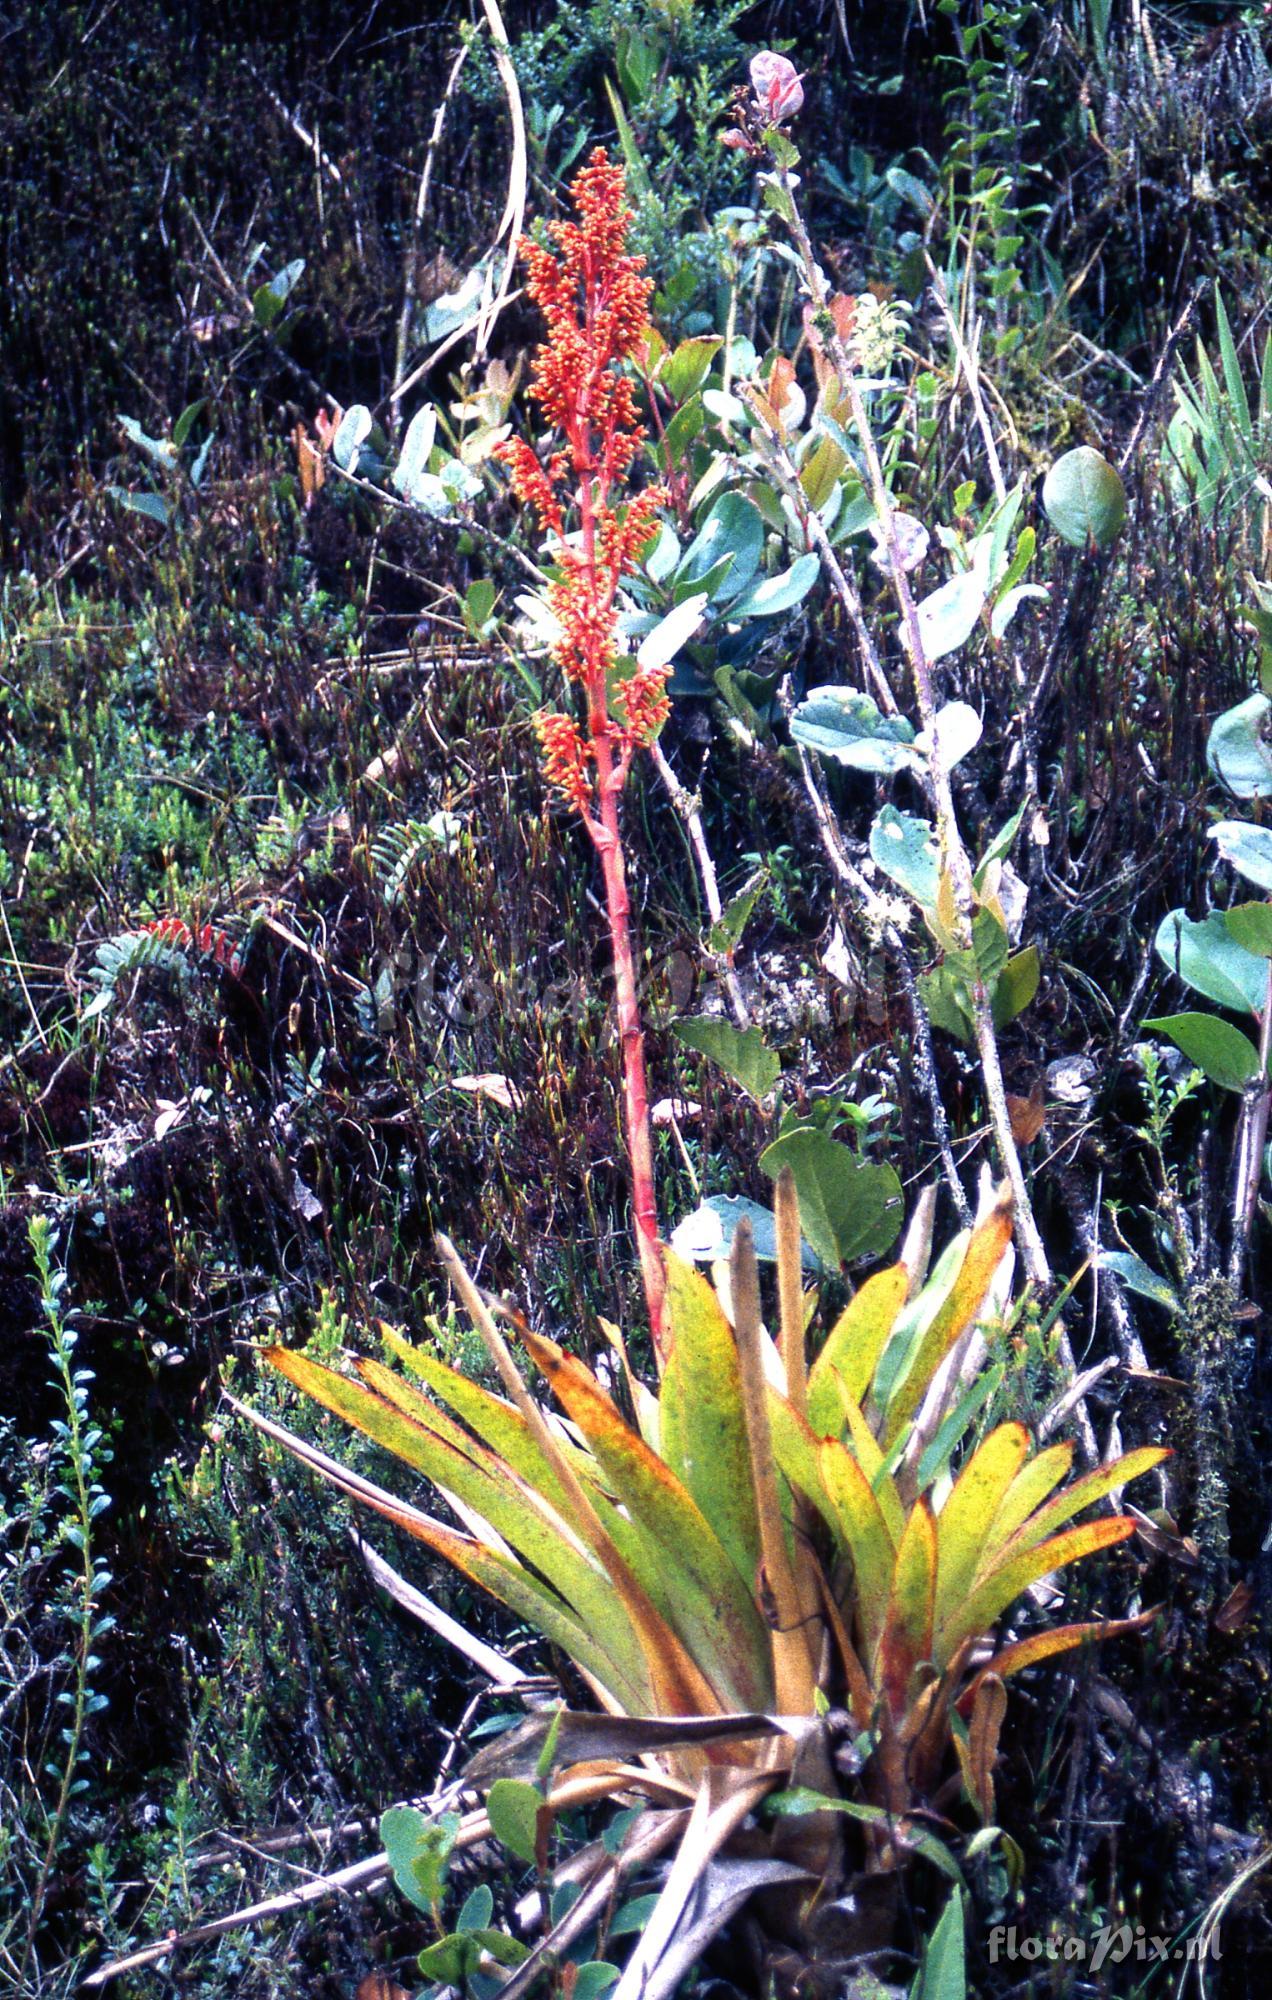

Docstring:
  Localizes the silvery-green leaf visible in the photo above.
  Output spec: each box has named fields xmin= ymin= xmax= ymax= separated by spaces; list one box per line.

xmin=118 ymin=415 xmax=177 ymax=468
xmin=1042 ymin=446 xmax=1127 ymax=548
xmin=669 ymin=1195 xmax=817 ymax=1270
xmin=643 ymin=522 xmax=681 ymax=583
xmin=393 ymin=404 xmax=438 ymax=502
xmin=728 ymin=553 xmax=820 ymax=619
xmin=869 ymin=510 xmax=929 ymax=576
xmin=422 ymin=252 xmax=503 ymax=342
xmin=105 ymin=486 xmax=170 ymax=525
xmin=790 ymin=690 xmax=919 ymax=773
xmin=914 ymin=700 xmax=982 ymax=772
xmin=636 ymin=592 xmax=708 ymax=672
xmin=331 ymin=404 xmax=372 ymax=473
xmin=1207 ymin=693 xmax=1272 ymax=799
xmin=1098 ymin=1251 xmax=1180 ymax=1313
xmin=871 ymin=804 xmax=940 ymax=909
xmin=702 ymin=388 xmax=748 ymax=429
xmin=915 ymin=568 xmax=988 ymax=662
xmin=1211 ymin=819 xmax=1272 ymax=892
xmin=990 ymin=583 xmax=1049 ymax=639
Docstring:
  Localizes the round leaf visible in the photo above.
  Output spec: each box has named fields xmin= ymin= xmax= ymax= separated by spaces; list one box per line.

xmin=1155 ymin=910 xmax=1268 ymax=1014
xmin=1207 ymin=694 xmax=1272 ymax=798
xmin=1211 ymin=820 xmax=1272 ymax=892
xmin=1042 ymin=446 xmax=1127 ymax=548
xmin=758 ymin=1128 xmax=902 ymax=1268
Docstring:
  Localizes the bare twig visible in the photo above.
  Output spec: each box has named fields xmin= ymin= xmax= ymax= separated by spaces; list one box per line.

xmin=390 ymin=39 xmax=471 ymax=438
xmin=647 ymin=740 xmax=750 ymax=1026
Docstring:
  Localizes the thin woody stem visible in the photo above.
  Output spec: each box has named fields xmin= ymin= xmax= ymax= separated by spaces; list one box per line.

xmin=780 ymin=167 xmax=1051 ymax=1292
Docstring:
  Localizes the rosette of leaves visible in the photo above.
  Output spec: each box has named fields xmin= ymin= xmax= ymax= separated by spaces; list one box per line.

xmin=241 ymin=1178 xmax=1164 ymax=1991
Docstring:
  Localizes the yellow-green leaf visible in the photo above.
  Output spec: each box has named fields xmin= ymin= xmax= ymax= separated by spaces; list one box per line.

xmin=882 ymin=1190 xmax=1014 ymax=1448
xmin=933 ymin=1423 xmax=1030 ymax=1633
xmin=942 ymin=1516 xmax=1137 ymax=1663
xmin=659 ymin=1251 xmax=762 ymax=1591
xmin=807 ymin=1265 xmax=908 ymax=1431
xmin=877 ymin=1498 xmax=937 ymax=1713
xmin=820 ymin=1437 xmax=897 ymax=1658
xmin=524 ymin=1332 xmax=774 ymax=1711
xmin=980 ymin=1440 xmax=1074 ymax=1565
xmin=994 ymin=1446 xmax=1168 ymax=1561
xmin=835 ymin=1375 xmax=904 ymax=1546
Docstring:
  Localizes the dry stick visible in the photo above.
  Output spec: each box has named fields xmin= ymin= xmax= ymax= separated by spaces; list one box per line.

xmin=382 ymin=0 xmax=527 ymax=414
xmin=745 ymin=412 xmax=896 ymax=713
xmin=647 ymin=739 xmax=751 ymax=1027
xmin=779 ymin=174 xmax=1053 ymax=1296
xmin=1229 ymin=956 xmax=1272 ymax=1284
xmin=81 ymin=1769 xmax=654 ymax=1989
xmin=924 ymin=254 xmax=1008 ymax=507
xmin=390 ymin=38 xmax=471 ymax=439
xmin=792 ymin=739 xmax=971 ymax=1228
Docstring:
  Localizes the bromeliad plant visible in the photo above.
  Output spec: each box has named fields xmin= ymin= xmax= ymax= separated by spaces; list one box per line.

xmin=496 ymin=149 xmax=678 ymax=1356
xmin=244 ymin=1175 xmax=1165 ymax=1984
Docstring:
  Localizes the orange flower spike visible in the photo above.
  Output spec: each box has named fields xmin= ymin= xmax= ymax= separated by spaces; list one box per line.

xmin=496 ymin=149 xmax=672 ymax=1357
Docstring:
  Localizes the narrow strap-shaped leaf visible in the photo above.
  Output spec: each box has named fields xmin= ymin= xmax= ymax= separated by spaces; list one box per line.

xmin=658 ymin=1250 xmax=762 ymax=1594
xmin=877 ymin=1498 xmax=937 ymax=1715
xmin=978 ymin=1440 xmax=1074 ymax=1566
xmin=729 ymin=1220 xmax=819 ymax=1716
xmin=234 ymin=1387 xmax=649 ymax=1711
xmin=883 ymin=1189 xmax=1014 ymax=1449
xmin=437 ymin=1239 xmax=728 ymax=1720
xmin=269 ymin=1348 xmax=645 ymax=1681
xmin=955 ymin=1608 xmax=1160 ymax=1715
xmin=524 ymin=1328 xmax=775 ymax=1713
xmin=819 ymin=1437 xmax=896 ymax=1662
xmin=989 ymin=1446 xmax=1168 ymax=1564
xmin=941 ymin=1516 xmax=1137 ymax=1664
xmin=933 ymin=1422 xmax=1030 ymax=1632
xmin=808 ymin=1265 xmax=908 ymax=1432
xmin=774 ymin=1167 xmax=810 ymax=1418
xmin=834 ymin=1373 xmax=904 ymax=1547
xmin=380 ymin=1330 xmax=586 ymax=1511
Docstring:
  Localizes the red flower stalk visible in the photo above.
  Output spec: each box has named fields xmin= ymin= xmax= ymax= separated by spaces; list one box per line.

xmin=498 ymin=151 xmax=671 ymax=1357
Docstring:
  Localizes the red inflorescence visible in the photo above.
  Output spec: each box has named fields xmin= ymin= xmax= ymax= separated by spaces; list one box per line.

xmin=497 ymin=151 xmax=671 ymax=813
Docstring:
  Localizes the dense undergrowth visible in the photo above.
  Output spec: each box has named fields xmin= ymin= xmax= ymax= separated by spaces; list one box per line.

xmin=5 ymin=1 xmax=1272 ymax=1994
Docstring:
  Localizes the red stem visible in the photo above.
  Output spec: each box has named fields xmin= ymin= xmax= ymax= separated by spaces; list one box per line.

xmin=576 ymin=387 xmax=667 ymax=1358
